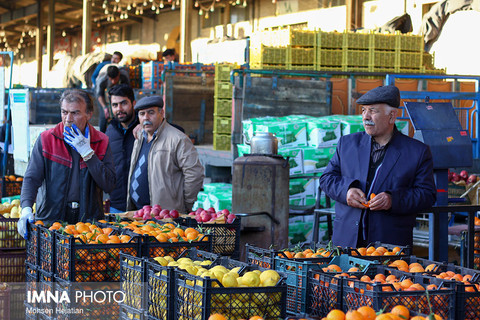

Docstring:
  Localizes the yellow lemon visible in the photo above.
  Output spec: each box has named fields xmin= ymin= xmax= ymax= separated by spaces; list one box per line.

xmin=260 ymin=270 xmax=280 ymax=286
xmin=241 ymin=271 xmax=260 ymax=287
xmin=221 ymin=273 xmax=238 ymax=287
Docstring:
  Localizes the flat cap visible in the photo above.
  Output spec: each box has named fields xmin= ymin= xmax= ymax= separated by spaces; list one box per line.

xmin=134 ymin=95 xmax=164 ymax=111
xmin=356 ymin=85 xmax=401 ymax=108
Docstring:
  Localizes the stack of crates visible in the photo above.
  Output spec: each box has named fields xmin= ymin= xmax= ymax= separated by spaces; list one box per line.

xmin=126 ymin=65 xmax=142 ymax=88
xmin=213 ymin=63 xmax=237 ymax=151
xmin=141 ymin=61 xmax=164 ymax=89
xmin=249 ymin=28 xmax=445 ymax=74
xmin=0 ymin=195 xmax=26 ymax=319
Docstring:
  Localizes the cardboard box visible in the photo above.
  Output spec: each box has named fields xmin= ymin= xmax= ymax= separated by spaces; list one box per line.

xmin=278 ymin=147 xmax=304 ymax=175
xmin=306 ymin=119 xmax=341 ymax=147
xmin=303 ymin=146 xmax=336 ymax=173
xmin=256 ymin=121 xmax=308 ymax=147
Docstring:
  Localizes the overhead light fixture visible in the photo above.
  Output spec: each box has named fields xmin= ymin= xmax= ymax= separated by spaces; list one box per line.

xmin=156 ymin=8 xmax=160 ymax=14
xmin=62 ymin=30 xmax=66 ymax=37
xmin=127 ymin=4 xmax=131 ymax=10
xmin=160 ymin=0 xmax=164 ymax=8
xmin=143 ymin=1 xmax=148 ymax=6
xmin=152 ymin=3 xmax=156 ymax=10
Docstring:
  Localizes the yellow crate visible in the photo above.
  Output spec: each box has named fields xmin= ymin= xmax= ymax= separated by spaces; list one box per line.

xmin=287 ymin=46 xmax=316 ymax=65
xmin=213 ymin=115 xmax=232 ymax=134
xmin=214 ymin=81 xmax=233 ymax=99
xmin=250 ymin=63 xmax=287 ymax=70
xmin=343 ymin=31 xmax=370 ymax=50
xmin=397 ymin=52 xmax=423 ymax=69
xmin=215 ymin=63 xmax=238 ymax=82
xmin=288 ymin=64 xmax=316 ymax=71
xmin=214 ymin=98 xmax=232 ymax=117
xmin=316 ymin=48 xmax=343 ymax=67
xmin=370 ymin=33 xmax=396 ymax=51
xmin=213 ymin=133 xmax=232 ymax=151
xmin=250 ymin=45 xmax=287 ymax=65
xmin=343 ymin=49 xmax=370 ymax=67
xmin=289 ymin=29 xmax=316 ymax=47
xmin=396 ymin=34 xmax=424 ymax=52
xmin=317 ymin=31 xmax=343 ymax=49
xmin=371 ymin=50 xmax=396 ymax=67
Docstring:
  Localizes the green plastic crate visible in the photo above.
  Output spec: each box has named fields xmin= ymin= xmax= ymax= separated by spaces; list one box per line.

xmin=214 ymin=98 xmax=232 ymax=117
xmin=215 ymin=63 xmax=237 ymax=82
xmin=214 ymin=81 xmax=233 ymax=99
xmin=397 ymin=51 xmax=423 ymax=69
xmin=289 ymin=29 xmax=316 ymax=47
xmin=287 ymin=46 xmax=316 ymax=65
xmin=213 ymin=133 xmax=231 ymax=151
xmin=372 ymin=50 xmax=396 ymax=67
xmin=370 ymin=33 xmax=396 ymax=51
xmin=343 ymin=49 xmax=370 ymax=67
xmin=317 ymin=31 xmax=343 ymax=49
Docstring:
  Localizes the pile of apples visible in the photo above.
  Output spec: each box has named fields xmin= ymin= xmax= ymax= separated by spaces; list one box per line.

xmin=449 ymin=169 xmax=478 ymax=184
xmin=133 ymin=204 xmax=180 ymax=220
xmin=188 ymin=207 xmax=237 ymax=224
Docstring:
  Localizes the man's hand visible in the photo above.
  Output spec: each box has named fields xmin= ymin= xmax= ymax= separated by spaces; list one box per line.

xmin=369 ymin=192 xmax=392 ymax=211
xmin=346 ymin=188 xmax=367 ymax=209
xmin=18 ymin=207 xmax=33 ymax=239
xmin=63 ymin=124 xmax=94 ymax=159
xmin=103 ymin=107 xmax=110 ymax=120
xmin=133 ymin=124 xmax=142 ymax=139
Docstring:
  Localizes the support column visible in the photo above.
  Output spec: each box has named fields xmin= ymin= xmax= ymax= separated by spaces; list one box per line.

xmin=180 ymin=0 xmax=190 ymax=63
xmin=36 ymin=0 xmax=44 ymax=87
xmin=82 ymin=0 xmax=91 ymax=56
xmin=46 ymin=0 xmax=55 ymax=70
xmin=346 ymin=0 xmax=364 ymax=30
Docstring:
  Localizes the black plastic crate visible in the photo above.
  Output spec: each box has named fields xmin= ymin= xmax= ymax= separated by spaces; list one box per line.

xmin=343 ymin=273 xmax=456 ymax=320
xmin=307 ymin=270 xmax=345 ymax=318
xmin=146 ymin=248 xmax=222 ymax=320
xmin=0 ymin=214 xmax=25 ymax=249
xmin=1 ymin=175 xmax=22 ymax=197
xmin=179 ymin=216 xmax=241 ymax=258
xmin=175 ymin=264 xmax=287 ymax=320
xmin=55 ymin=231 xmax=141 ymax=282
xmin=39 ymin=225 xmax=56 ymax=274
xmin=0 ymin=284 xmax=10 ymax=320
xmin=245 ymin=243 xmax=341 ymax=269
xmin=275 ymin=254 xmax=375 ymax=315
xmin=345 ymin=241 xmax=411 ymax=262
xmin=120 ymin=252 xmax=147 ymax=311
xmin=26 ymin=222 xmax=40 ymax=265
xmin=425 ymin=272 xmax=480 ymax=320
xmin=54 ymin=277 xmax=120 ymax=320
xmin=25 ymin=262 xmax=39 ymax=308
xmin=385 ymin=256 xmax=450 ymax=275
xmin=0 ymin=249 xmax=26 ymax=282
xmin=119 ymin=303 xmax=146 ymax=320
xmin=37 ymin=269 xmax=55 ymax=318
xmin=25 ymin=302 xmax=38 ymax=320
xmin=10 ymin=284 xmax=25 ymax=320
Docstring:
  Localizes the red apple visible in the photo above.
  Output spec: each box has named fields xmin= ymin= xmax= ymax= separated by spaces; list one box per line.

xmin=159 ymin=209 xmax=169 ymax=219
xmin=210 ymin=213 xmax=217 ymax=219
xmin=143 ymin=205 xmax=152 ymax=210
xmin=188 ymin=211 xmax=196 ymax=216
xmin=200 ymin=210 xmax=211 ymax=222
xmin=207 ymin=207 xmax=216 ymax=214
xmin=195 ymin=215 xmax=203 ymax=223
xmin=452 ymin=173 xmax=461 ymax=182
xmin=164 ymin=214 xmax=172 ymax=219
xmin=151 ymin=208 xmax=160 ymax=216
xmin=195 ymin=208 xmax=203 ymax=215
xmin=143 ymin=212 xmax=152 ymax=220
xmin=460 ymin=170 xmax=469 ymax=181
xmin=170 ymin=210 xmax=179 ymax=219
xmin=220 ymin=209 xmax=230 ymax=216
xmin=227 ymin=215 xmax=235 ymax=224
xmin=153 ymin=204 xmax=162 ymax=211
xmin=468 ymin=174 xmax=478 ymax=184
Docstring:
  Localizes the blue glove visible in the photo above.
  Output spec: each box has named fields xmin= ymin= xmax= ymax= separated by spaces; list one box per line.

xmin=18 ymin=207 xmax=33 ymax=239
xmin=63 ymin=124 xmax=94 ymax=159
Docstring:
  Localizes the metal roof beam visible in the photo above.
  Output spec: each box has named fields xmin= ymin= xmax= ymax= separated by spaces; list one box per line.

xmin=0 ymin=3 xmax=37 ymax=24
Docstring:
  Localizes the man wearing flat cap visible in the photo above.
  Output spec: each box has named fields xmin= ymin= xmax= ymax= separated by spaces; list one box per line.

xmin=126 ymin=95 xmax=204 ymax=213
xmin=319 ymin=85 xmax=436 ymax=247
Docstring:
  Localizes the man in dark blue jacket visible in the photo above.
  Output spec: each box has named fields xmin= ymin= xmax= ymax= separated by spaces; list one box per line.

xmin=105 ymin=84 xmax=139 ymax=213
xmin=319 ymin=85 xmax=436 ymax=248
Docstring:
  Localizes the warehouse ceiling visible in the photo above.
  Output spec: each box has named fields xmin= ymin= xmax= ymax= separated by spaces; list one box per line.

xmin=0 ymin=0 xmax=178 ymax=51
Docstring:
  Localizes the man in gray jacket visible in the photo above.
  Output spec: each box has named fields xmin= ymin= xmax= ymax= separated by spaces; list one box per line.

xmin=126 ymin=95 xmax=204 ymax=213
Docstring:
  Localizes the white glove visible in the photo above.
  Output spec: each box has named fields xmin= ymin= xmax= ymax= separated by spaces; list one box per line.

xmin=18 ymin=207 xmax=33 ymax=239
xmin=63 ymin=124 xmax=94 ymax=159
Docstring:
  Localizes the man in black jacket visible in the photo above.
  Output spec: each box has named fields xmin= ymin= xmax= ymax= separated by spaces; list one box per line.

xmin=105 ymin=84 xmax=139 ymax=213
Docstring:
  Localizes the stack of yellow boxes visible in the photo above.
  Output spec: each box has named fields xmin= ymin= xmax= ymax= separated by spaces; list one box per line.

xmin=213 ymin=63 xmax=237 ymax=151
xmin=250 ymin=28 xmax=443 ymax=74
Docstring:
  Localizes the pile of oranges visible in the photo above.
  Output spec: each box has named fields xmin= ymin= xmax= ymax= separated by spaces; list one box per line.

xmin=47 ymin=221 xmax=132 ymax=244
xmin=388 ymin=259 xmax=436 ymax=273
xmin=351 ymin=246 xmax=405 ymax=257
xmin=105 ymin=220 xmax=208 ymax=243
xmin=3 ymin=175 xmax=23 ymax=182
xmin=208 ymin=315 xmax=264 ymax=320
xmin=280 ymin=247 xmax=334 ymax=259
xmin=323 ymin=305 xmax=443 ymax=320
